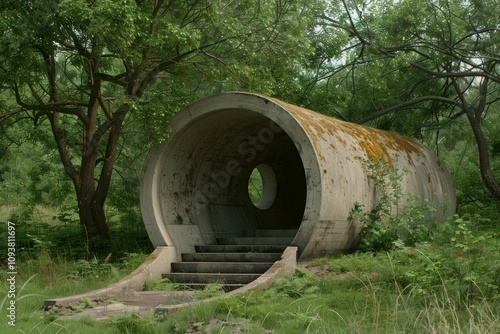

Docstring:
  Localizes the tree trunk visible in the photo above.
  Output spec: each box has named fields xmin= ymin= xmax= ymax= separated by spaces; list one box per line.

xmin=77 ymin=140 xmax=112 ymax=240
xmin=76 ymin=107 xmax=128 ymax=241
xmin=77 ymin=189 xmax=111 ymax=240
xmin=92 ymin=108 xmax=128 ymax=240
xmin=465 ymin=108 xmax=500 ymax=201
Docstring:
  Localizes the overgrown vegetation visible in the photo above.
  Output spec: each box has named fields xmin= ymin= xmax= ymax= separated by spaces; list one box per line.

xmin=0 ymin=204 xmax=152 ymax=263
xmin=1 ymin=0 xmax=499 ymax=332
xmin=2 ymin=214 xmax=498 ymax=333
xmin=350 ymin=157 xmax=500 ymax=304
xmin=0 ymin=136 xmax=492 ymax=329
xmin=1 ymin=194 xmax=499 ymax=333
xmin=351 ymin=157 xmax=439 ymax=252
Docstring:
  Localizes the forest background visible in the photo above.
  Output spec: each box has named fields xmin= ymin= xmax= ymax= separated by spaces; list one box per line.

xmin=0 ymin=0 xmax=499 ymax=333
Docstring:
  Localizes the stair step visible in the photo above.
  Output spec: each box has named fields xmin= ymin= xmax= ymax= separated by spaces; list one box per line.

xmin=175 ymin=283 xmax=245 ymax=292
xmin=254 ymin=229 xmax=298 ymax=237
xmin=217 ymin=236 xmax=294 ymax=245
xmin=162 ymin=272 xmax=261 ymax=285
xmin=163 ymin=238 xmax=289 ymax=292
xmin=182 ymin=252 xmax=282 ymax=263
xmin=195 ymin=244 xmax=288 ymax=253
xmin=171 ymin=261 xmax=273 ymax=274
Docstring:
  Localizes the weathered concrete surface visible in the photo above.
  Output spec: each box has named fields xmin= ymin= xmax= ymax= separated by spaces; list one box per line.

xmin=44 ymin=246 xmax=177 ymax=311
xmin=141 ymin=92 xmax=456 ymax=260
xmin=61 ymin=291 xmax=196 ymax=320
xmin=45 ymin=246 xmax=298 ymax=320
xmin=155 ymin=246 xmax=298 ymax=315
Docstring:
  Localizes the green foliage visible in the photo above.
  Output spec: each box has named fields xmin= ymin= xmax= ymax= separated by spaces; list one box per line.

xmin=143 ymin=278 xmax=179 ymax=292
xmin=272 ymin=267 xmax=321 ymax=298
xmin=0 ymin=123 xmax=74 ymax=209
xmin=111 ymin=314 xmax=159 ymax=334
xmin=352 ymin=158 xmax=437 ymax=252
xmin=1 ymin=1 xmax=500 ymax=332
xmin=0 ymin=0 xmax=324 ymax=241
xmin=72 ymin=256 xmax=116 ymax=279
xmin=72 ymin=297 xmax=97 ymax=313
xmin=433 ymin=215 xmax=500 ymax=302
xmin=248 ymin=167 xmax=264 ymax=207
xmin=1 ymin=205 xmax=152 ymax=265
xmin=304 ymin=0 xmax=500 ymax=202
xmin=438 ymin=111 xmax=500 ymax=215
xmin=193 ymin=283 xmax=225 ymax=300
xmin=1 ymin=221 xmax=499 ymax=333
xmin=349 ymin=214 xmax=499 ymax=306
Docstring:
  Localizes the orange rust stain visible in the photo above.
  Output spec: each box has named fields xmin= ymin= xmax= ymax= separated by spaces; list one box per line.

xmin=270 ymin=98 xmax=425 ymax=166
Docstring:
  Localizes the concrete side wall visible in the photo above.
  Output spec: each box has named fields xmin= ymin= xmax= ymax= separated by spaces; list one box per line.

xmin=276 ymin=99 xmax=456 ymax=258
xmin=44 ymin=246 xmax=177 ymax=310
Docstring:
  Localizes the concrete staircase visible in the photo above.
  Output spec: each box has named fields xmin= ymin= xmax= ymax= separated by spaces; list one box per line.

xmin=162 ymin=230 xmax=296 ymax=291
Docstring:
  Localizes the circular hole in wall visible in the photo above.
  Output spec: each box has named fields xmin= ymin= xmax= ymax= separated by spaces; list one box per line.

xmin=248 ymin=164 xmax=277 ymax=210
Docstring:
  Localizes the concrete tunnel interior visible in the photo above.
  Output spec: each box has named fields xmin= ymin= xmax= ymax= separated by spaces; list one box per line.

xmin=157 ymin=108 xmax=308 ymax=245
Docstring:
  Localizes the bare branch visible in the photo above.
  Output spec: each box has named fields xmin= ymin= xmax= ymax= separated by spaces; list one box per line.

xmin=411 ymin=62 xmax=500 ymax=84
xmin=356 ymin=96 xmax=462 ymax=124
xmin=200 ymin=49 xmax=227 ymax=65
xmin=0 ymin=108 xmax=27 ymax=122
xmin=84 ymin=104 xmax=130 ymax=158
xmin=94 ymin=72 xmax=127 ymax=86
xmin=48 ymin=112 xmax=80 ymax=187
xmin=98 ymin=95 xmax=113 ymax=120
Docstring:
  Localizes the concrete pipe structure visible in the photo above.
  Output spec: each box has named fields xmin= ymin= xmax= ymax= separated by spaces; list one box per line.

xmin=140 ymin=92 xmax=456 ymax=260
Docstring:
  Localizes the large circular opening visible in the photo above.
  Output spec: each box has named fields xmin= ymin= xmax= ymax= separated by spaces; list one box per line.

xmin=140 ymin=93 xmax=322 ymax=259
xmin=248 ymin=164 xmax=277 ymax=210
xmin=154 ymin=108 xmax=308 ymax=240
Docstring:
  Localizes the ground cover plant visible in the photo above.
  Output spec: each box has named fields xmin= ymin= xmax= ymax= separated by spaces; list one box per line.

xmin=1 ymin=208 xmax=499 ymax=333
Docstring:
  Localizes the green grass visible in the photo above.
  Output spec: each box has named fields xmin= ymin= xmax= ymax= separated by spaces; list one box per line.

xmin=0 ymin=259 xmax=138 ymax=333
xmin=0 ymin=204 xmax=153 ymax=333
xmin=1 ymin=246 xmax=498 ymax=333
xmin=1 ymin=206 xmax=499 ymax=333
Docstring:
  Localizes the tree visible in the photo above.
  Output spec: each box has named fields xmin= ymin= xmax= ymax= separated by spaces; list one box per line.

xmin=0 ymin=0 xmax=320 ymax=241
xmin=309 ymin=0 xmax=500 ymax=200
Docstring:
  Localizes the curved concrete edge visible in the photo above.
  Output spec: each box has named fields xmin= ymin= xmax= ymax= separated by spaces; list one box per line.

xmin=44 ymin=246 xmax=177 ymax=310
xmin=155 ymin=246 xmax=298 ymax=316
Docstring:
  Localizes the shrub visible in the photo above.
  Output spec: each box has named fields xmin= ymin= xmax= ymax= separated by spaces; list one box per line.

xmin=351 ymin=158 xmax=437 ymax=252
